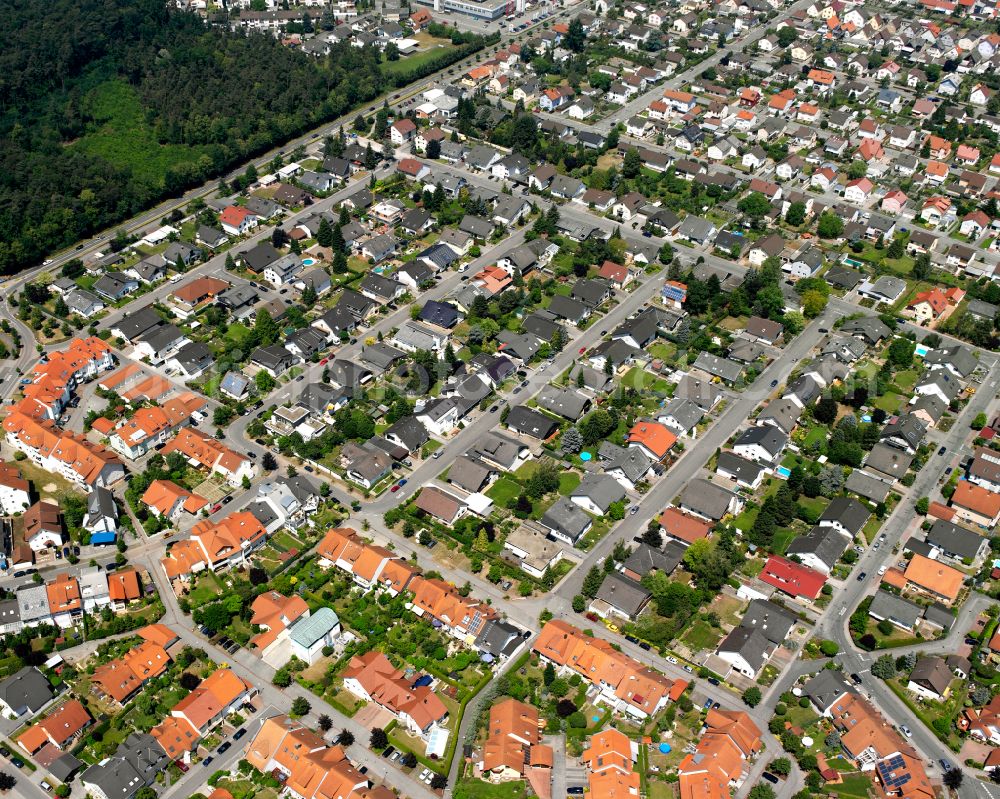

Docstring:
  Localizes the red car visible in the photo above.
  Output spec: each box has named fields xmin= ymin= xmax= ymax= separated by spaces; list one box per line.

xmin=320 ymin=357 xmax=329 ymax=365
xmin=390 ymin=485 xmax=400 ymax=492
xmin=175 ymin=760 xmax=189 ymax=773
xmin=578 ymin=347 xmax=586 ymax=354
xmin=211 ymin=502 xmax=223 ymax=513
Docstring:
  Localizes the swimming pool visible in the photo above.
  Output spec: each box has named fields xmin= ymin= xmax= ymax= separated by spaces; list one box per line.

xmin=914 ymin=344 xmax=929 ymax=357
xmin=301 ymin=257 xmax=316 ymax=267
xmin=842 ymin=256 xmax=864 ymax=268
xmin=776 ymin=466 xmax=791 ymax=478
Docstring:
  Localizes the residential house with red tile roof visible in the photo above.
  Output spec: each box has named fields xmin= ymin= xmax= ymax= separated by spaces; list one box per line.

xmin=342 ymin=651 xmax=448 ymax=742
xmin=3 ymin=411 xmax=124 ymax=488
xmin=17 ymin=700 xmax=92 ymax=754
xmin=160 ymin=426 xmax=255 ymax=487
xmin=533 ymin=620 xmax=685 ymax=720
xmin=758 ymin=556 xmax=826 ymax=600
xmin=480 ymin=698 xmax=552 ymax=799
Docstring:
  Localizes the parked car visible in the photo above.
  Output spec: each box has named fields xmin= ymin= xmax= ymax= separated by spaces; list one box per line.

xmin=218 ymin=742 xmax=232 ymax=754
xmin=174 ymin=760 xmax=189 ymax=773
xmin=234 ymin=729 xmax=247 ymax=741
xmin=202 ymin=756 xmax=214 ymax=767
xmin=762 ymin=773 xmax=779 ymax=784
xmin=857 ymin=572 xmax=867 ymax=581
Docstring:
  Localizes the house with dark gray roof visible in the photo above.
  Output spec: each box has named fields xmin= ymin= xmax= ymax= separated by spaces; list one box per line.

xmin=868 ymin=589 xmax=923 ymax=632
xmin=880 ymin=413 xmax=927 ymax=454
xmin=740 ymin=599 xmax=796 ymax=646
xmin=679 ymin=478 xmax=743 ymax=521
xmin=803 ymin=670 xmax=855 ymax=715
xmin=598 ymin=442 xmax=653 ymax=490
xmin=925 ymin=519 xmax=988 ymax=563
xmin=907 ymin=656 xmax=953 ymax=701
xmin=845 ymin=470 xmax=892 ymax=503
xmin=757 ymin=398 xmax=802 ymax=435
xmin=542 ymin=497 xmax=593 ymax=545
xmin=250 ymin=345 xmax=297 ymax=377
xmin=496 ymin=330 xmax=542 ymax=362
xmin=547 ymin=294 xmax=592 ymax=324
xmin=522 ymin=312 xmax=564 ymax=345
xmin=840 ymin=317 xmax=890 ymax=346
xmin=448 ymin=455 xmax=496 ymax=494
xmin=570 ymin=473 xmax=626 ymax=516
xmin=358 ymin=342 xmax=406 ymax=374
xmin=864 ymin=443 xmax=913 ymax=483
xmin=622 ymin=542 xmax=685 ymax=582
xmin=570 ymin=279 xmax=613 ymax=308
xmin=0 ymin=667 xmax=53 ymax=717
xmin=716 ymin=451 xmax=767 ymax=490
xmin=733 ymin=425 xmax=788 ymax=464
xmin=590 ymin=573 xmax=651 ymax=621
xmin=474 ymin=619 xmax=524 ymax=661
xmin=787 ymin=525 xmax=851 ymax=574
xmin=459 ymin=214 xmax=495 ymax=239
xmin=536 ymin=386 xmax=591 ymax=420
xmin=693 ymin=353 xmax=742 ymax=383
xmin=420 ymin=301 xmax=460 ymax=329
xmin=505 ymin=407 xmax=559 ymax=440
xmin=384 ymin=416 xmax=429 ymax=454
xmin=659 ymin=398 xmax=703 ymax=438
xmin=819 ymin=498 xmax=870 ymax=539
xmin=924 ymin=344 xmax=978 ymax=380
xmin=80 ymin=732 xmax=167 ymax=799
xmin=675 ymin=374 xmax=723 ymax=411
xmin=717 ymin=626 xmax=771 ymax=678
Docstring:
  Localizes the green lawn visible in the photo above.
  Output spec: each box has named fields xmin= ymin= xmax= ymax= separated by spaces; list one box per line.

xmin=558 ymin=472 xmax=581 ymax=495
xmin=873 ymin=391 xmax=904 ymax=414
xmin=892 ymin=370 xmax=918 ymax=391
xmin=187 ymin=572 xmax=224 ymax=608
xmin=835 ymin=773 xmax=874 ymax=798
xmin=803 ymin=425 xmax=828 ymax=448
xmin=453 ymin=780 xmax=526 ymax=799
xmin=73 ymin=79 xmax=214 ymax=187
xmin=486 ymin=477 xmax=521 ymax=506
xmin=620 ymin=366 xmax=671 ymax=394
xmin=680 ymin=619 xmax=723 ymax=652
xmin=381 ymin=42 xmax=459 ymax=78
xmin=733 ymin=506 xmax=759 ymax=533
xmin=772 ymin=527 xmax=797 ymax=555
xmin=797 ymin=495 xmax=828 ymax=518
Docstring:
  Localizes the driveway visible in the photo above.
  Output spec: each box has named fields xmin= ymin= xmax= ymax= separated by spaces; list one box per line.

xmin=354 ymin=702 xmax=395 ymax=731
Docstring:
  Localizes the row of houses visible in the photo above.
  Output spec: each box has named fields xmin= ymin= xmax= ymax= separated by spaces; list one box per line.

xmin=314 ymin=526 xmax=526 ymax=661
xmin=8 ymin=566 xmax=146 ymax=631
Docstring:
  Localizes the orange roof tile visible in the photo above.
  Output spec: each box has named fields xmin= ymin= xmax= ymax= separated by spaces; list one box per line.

xmin=952 ymin=481 xmax=1000 ymax=521
xmin=626 ymin=421 xmax=677 ymax=459
xmin=903 ymin=553 xmax=964 ymax=601
xmin=138 ymin=624 xmax=179 ymax=649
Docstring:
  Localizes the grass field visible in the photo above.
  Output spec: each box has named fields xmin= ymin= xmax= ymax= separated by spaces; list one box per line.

xmin=834 ymin=774 xmax=874 ymax=799
xmin=453 ymin=780 xmax=526 ymax=799
xmin=558 ymin=471 xmax=581 ymax=495
xmin=486 ymin=477 xmax=521 ymax=506
xmin=680 ymin=619 xmax=723 ymax=652
xmin=873 ymin=391 xmax=905 ymax=414
xmin=73 ymin=80 xmax=215 ymax=187
xmin=381 ymin=42 xmax=459 ymax=78
xmin=771 ymin=527 xmax=797 ymax=555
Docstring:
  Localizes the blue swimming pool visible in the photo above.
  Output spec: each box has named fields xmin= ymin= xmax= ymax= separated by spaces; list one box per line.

xmin=776 ymin=466 xmax=791 ymax=478
xmin=915 ymin=344 xmax=929 ymax=357
xmin=301 ymin=257 xmax=316 ymax=267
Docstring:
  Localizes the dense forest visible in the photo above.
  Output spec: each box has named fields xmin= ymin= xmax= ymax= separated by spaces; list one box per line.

xmin=0 ymin=0 xmax=482 ymax=275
